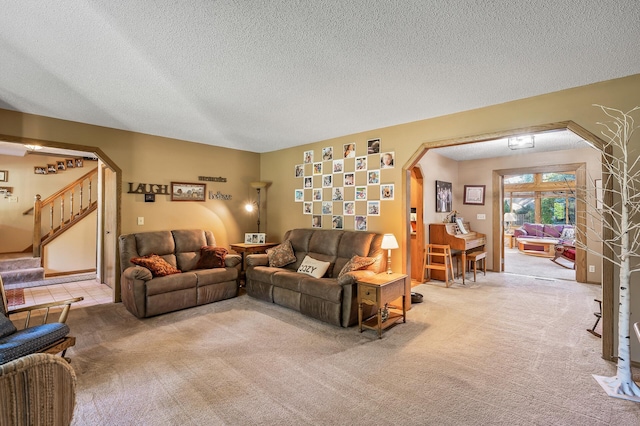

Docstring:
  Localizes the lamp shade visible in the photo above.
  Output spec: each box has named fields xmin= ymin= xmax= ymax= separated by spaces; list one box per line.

xmin=504 ymin=212 xmax=517 ymax=222
xmin=381 ymin=233 xmax=399 ymax=250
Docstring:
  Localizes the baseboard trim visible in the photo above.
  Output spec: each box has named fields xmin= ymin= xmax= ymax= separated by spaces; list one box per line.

xmin=46 ymin=268 xmax=96 ymax=278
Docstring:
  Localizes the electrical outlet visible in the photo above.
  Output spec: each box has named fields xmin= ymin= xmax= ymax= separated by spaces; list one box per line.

xmin=8 ymin=196 xmax=18 ymax=203
xmin=137 ymin=217 xmax=144 ymax=225
xmin=477 ymin=214 xmax=486 ymax=220
xmin=589 ymin=265 xmax=596 ymax=273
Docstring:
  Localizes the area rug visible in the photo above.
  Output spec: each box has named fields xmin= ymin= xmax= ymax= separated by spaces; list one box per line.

xmin=5 ymin=288 xmax=24 ymax=307
xmin=63 ymin=273 xmax=640 ymax=426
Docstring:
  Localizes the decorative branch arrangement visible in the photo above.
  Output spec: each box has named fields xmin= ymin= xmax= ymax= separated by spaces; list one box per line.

xmin=578 ymin=105 xmax=640 ymax=400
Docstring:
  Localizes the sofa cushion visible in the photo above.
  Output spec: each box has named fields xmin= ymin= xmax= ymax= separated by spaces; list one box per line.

xmin=135 ymin=231 xmax=175 ymax=256
xmin=543 ymin=224 xmax=562 ymax=238
xmin=272 ymin=270 xmax=305 ymax=292
xmin=522 ymin=223 xmax=543 ymax=237
xmin=195 ymin=246 xmax=228 ymax=269
xmin=145 ymin=272 xmax=197 ymax=296
xmin=299 ymin=277 xmax=342 ymax=303
xmin=266 ymin=240 xmax=297 ymax=267
xmin=297 ymin=255 xmax=331 ymax=278
xmin=130 ymin=254 xmax=181 ymax=277
xmin=561 ymin=227 xmax=575 ymax=240
xmin=0 ymin=323 xmax=69 ymax=365
xmin=337 ymin=255 xmax=377 ymax=278
xmin=172 ymin=229 xmax=214 ymax=253
xmin=195 ymin=268 xmax=238 ymax=286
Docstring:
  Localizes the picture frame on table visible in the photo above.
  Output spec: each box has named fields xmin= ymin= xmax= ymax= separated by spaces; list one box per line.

xmin=463 ymin=184 xmax=485 ymax=205
xmin=171 ymin=182 xmax=206 ymax=201
xmin=244 ymin=233 xmax=266 ymax=244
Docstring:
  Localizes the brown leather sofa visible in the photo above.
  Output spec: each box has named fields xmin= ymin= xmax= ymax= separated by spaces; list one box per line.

xmin=119 ymin=229 xmax=241 ymax=318
xmin=245 ymin=229 xmax=385 ymax=327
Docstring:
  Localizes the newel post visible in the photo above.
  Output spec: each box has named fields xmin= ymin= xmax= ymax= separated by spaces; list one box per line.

xmin=33 ymin=194 xmax=42 ymax=257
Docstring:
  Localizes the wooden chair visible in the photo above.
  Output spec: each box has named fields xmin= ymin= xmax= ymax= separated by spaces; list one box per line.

xmin=0 ymin=276 xmax=83 ymax=364
xmin=422 ymin=244 xmax=455 ymax=287
xmin=0 ymin=352 xmax=76 ymax=425
xmin=551 ymin=243 xmax=576 ymax=269
xmin=587 ymin=299 xmax=602 ymax=338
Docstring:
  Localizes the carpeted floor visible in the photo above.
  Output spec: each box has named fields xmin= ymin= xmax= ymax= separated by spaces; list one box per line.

xmin=64 ymin=273 xmax=639 ymax=425
xmin=504 ymin=247 xmax=575 ymax=281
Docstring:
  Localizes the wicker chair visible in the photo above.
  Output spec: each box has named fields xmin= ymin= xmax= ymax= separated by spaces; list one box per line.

xmin=0 ymin=275 xmax=83 ymax=365
xmin=0 ymin=352 xmax=76 ymax=425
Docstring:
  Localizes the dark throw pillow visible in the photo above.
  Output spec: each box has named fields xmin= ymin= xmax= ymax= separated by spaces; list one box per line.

xmin=195 ymin=246 xmax=228 ymax=269
xmin=266 ymin=240 xmax=296 ymax=268
xmin=130 ymin=254 xmax=181 ymax=277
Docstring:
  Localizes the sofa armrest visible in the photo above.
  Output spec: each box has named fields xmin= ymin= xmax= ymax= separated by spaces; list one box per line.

xmin=337 ymin=269 xmax=377 ymax=286
xmin=246 ymin=254 xmax=268 ymax=267
xmin=123 ymin=266 xmax=153 ymax=281
xmin=225 ymin=254 xmax=242 ymax=268
xmin=121 ymin=266 xmax=151 ymax=318
xmin=513 ymin=228 xmax=527 ymax=238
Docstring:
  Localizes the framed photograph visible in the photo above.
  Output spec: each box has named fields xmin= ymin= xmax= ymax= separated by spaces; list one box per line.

xmin=381 ymin=184 xmax=394 ymax=200
xmin=322 ymin=201 xmax=333 ymax=215
xmin=355 ymin=156 xmax=367 ymax=171
xmin=367 ymin=200 xmax=380 ymax=216
xmin=332 ymin=187 xmax=344 ymax=201
xmin=313 ymin=188 xmax=322 ymax=201
xmin=343 ymin=143 xmax=356 ymax=158
xmin=333 ymin=159 xmax=344 ymax=173
xmin=380 ymin=152 xmax=395 ymax=169
xmin=344 ymin=201 xmax=355 ymax=216
xmin=332 ymin=215 xmax=344 ymax=230
xmin=295 ymin=164 xmax=304 ymax=178
xmin=34 ymin=166 xmax=47 ymax=175
xmin=344 ymin=172 xmax=355 ymax=187
xmin=355 ymin=186 xmax=367 ymax=200
xmin=355 ymin=215 xmax=368 ymax=231
xmin=436 ymin=180 xmax=452 ymax=212
xmin=313 ymin=162 xmax=323 ymax=175
xmin=322 ymin=174 xmax=333 ymax=188
xmin=303 ymin=201 xmax=313 ymax=215
xmin=367 ymin=138 xmax=380 ymax=155
xmin=171 ymin=182 xmax=206 ymax=201
xmin=294 ymin=189 xmax=304 ymax=202
xmin=367 ymin=170 xmax=380 ymax=185
xmin=145 ymin=193 xmax=155 ymax=202
xmin=75 ymin=158 xmax=84 ymax=168
xmin=304 ymin=150 xmax=313 ymax=164
xmin=244 ymin=233 xmax=266 ymax=244
xmin=57 ymin=161 xmax=66 ymax=171
xmin=47 ymin=164 xmax=57 ymax=174
xmin=304 ymin=176 xmax=313 ymax=189
xmin=66 ymin=159 xmax=75 ymax=168
xmin=312 ymin=215 xmax=322 ymax=228
xmin=0 ymin=170 xmax=7 ymax=182
xmin=463 ymin=184 xmax=486 ymax=205
xmin=322 ymin=146 xmax=333 ymax=161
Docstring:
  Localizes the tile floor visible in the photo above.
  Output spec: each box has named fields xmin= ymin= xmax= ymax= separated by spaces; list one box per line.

xmin=8 ymin=280 xmax=113 ymax=321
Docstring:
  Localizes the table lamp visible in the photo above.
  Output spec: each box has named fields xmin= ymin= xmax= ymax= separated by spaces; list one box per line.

xmin=381 ymin=233 xmax=399 ymax=274
xmin=504 ymin=212 xmax=517 ymax=233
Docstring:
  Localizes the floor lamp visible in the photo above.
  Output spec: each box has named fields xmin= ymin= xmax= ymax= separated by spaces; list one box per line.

xmin=245 ymin=181 xmax=268 ymax=233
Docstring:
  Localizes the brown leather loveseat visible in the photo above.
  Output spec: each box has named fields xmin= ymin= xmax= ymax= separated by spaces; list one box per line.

xmin=119 ymin=229 xmax=241 ymax=318
xmin=245 ymin=228 xmax=385 ymax=327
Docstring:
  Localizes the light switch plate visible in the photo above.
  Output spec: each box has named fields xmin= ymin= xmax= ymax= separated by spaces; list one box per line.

xmin=137 ymin=217 xmax=144 ymax=225
xmin=477 ymin=213 xmax=486 ymax=220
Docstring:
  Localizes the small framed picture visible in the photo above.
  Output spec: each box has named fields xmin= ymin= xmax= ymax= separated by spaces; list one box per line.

xmin=367 ymin=138 xmax=381 ymax=154
xmin=47 ymin=164 xmax=57 ymax=174
xmin=57 ymin=161 xmax=66 ymax=171
xmin=304 ymin=176 xmax=313 ymax=188
xmin=75 ymin=158 xmax=84 ymax=168
xmin=322 ymin=147 xmax=333 ymax=161
xmin=303 ymin=201 xmax=313 ymax=214
xmin=244 ymin=233 xmax=266 ymax=244
xmin=66 ymin=159 xmax=75 ymax=168
xmin=343 ymin=201 xmax=355 ymax=216
xmin=381 ymin=184 xmax=394 ymax=200
xmin=295 ymin=164 xmax=304 ymax=178
xmin=332 ymin=215 xmax=344 ymax=229
xmin=355 ymin=215 xmax=368 ymax=231
xmin=0 ymin=170 xmax=7 ymax=182
xmin=322 ymin=174 xmax=333 ymax=188
xmin=380 ymin=152 xmax=395 ymax=169
xmin=313 ymin=162 xmax=323 ymax=175
xmin=171 ymin=182 xmax=206 ymax=201
xmin=367 ymin=170 xmax=380 ymax=185
xmin=333 ymin=159 xmax=344 ymax=173
xmin=344 ymin=172 xmax=355 ymax=186
xmin=332 ymin=187 xmax=344 ymax=201
xmin=367 ymin=200 xmax=380 ymax=216
xmin=294 ymin=189 xmax=304 ymax=202
xmin=304 ymin=150 xmax=314 ymax=164
xmin=355 ymin=156 xmax=367 ymax=171
xmin=312 ymin=215 xmax=322 ymax=228
xmin=355 ymin=186 xmax=367 ymax=200
xmin=343 ymin=143 xmax=356 ymax=158
xmin=313 ymin=188 xmax=322 ymax=201
xmin=322 ymin=201 xmax=332 ymax=215
xmin=463 ymin=184 xmax=486 ymax=205
xmin=34 ymin=166 xmax=47 ymax=175
xmin=436 ymin=180 xmax=452 ymax=212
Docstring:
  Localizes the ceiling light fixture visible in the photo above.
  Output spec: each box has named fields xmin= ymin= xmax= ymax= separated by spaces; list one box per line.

xmin=507 ymin=135 xmax=535 ymax=150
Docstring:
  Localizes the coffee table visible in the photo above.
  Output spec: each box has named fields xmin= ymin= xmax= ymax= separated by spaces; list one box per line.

xmin=517 ymin=238 xmax=560 ymax=258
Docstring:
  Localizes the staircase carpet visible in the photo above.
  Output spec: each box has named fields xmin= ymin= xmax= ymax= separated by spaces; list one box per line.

xmin=5 ymin=288 xmax=25 ymax=307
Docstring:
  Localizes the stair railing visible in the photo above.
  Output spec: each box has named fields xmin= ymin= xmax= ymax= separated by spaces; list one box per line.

xmin=30 ymin=168 xmax=98 ymax=257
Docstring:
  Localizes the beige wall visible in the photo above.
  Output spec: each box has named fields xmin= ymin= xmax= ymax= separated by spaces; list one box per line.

xmin=0 ymin=153 xmax=96 ymax=252
xmin=0 ymin=111 xmax=262 ymax=249
xmin=43 ymin=210 xmax=97 ymax=274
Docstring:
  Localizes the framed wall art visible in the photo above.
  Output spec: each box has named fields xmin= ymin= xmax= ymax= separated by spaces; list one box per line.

xmin=463 ymin=184 xmax=485 ymax=205
xmin=171 ymin=182 xmax=206 ymax=201
xmin=436 ymin=180 xmax=452 ymax=212
xmin=0 ymin=170 xmax=7 ymax=182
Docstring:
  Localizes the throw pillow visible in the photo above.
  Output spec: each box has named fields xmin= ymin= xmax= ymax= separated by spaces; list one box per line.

xmin=297 ymin=255 xmax=331 ymax=279
xmin=130 ymin=254 xmax=181 ymax=277
xmin=560 ymin=227 xmax=575 ymax=240
xmin=0 ymin=313 xmax=17 ymax=339
xmin=266 ymin=240 xmax=296 ymax=268
xmin=195 ymin=246 xmax=228 ymax=269
xmin=337 ymin=255 xmax=377 ymax=278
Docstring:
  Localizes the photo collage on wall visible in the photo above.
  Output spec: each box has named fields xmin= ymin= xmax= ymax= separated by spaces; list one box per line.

xmin=295 ymin=138 xmax=395 ymax=230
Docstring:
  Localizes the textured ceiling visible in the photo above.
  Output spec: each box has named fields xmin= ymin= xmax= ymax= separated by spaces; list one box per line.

xmin=1 ymin=1 xmax=639 ymax=153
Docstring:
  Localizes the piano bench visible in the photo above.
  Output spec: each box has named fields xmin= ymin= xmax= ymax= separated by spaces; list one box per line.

xmin=456 ymin=251 xmax=486 ymax=282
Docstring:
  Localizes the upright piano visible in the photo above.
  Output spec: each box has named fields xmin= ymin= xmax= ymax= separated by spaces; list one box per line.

xmin=428 ymin=223 xmax=486 ymax=283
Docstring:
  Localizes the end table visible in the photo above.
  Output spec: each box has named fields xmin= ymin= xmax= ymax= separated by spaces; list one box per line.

xmin=357 ymin=273 xmax=408 ymax=338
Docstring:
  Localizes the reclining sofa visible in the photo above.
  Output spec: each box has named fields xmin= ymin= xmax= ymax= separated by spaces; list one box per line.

xmin=119 ymin=229 xmax=241 ymax=318
xmin=245 ymin=228 xmax=385 ymax=327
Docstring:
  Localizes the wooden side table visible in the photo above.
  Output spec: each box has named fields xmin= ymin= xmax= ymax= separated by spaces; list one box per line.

xmin=229 ymin=242 xmax=279 ymax=280
xmin=357 ymin=273 xmax=407 ymax=338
